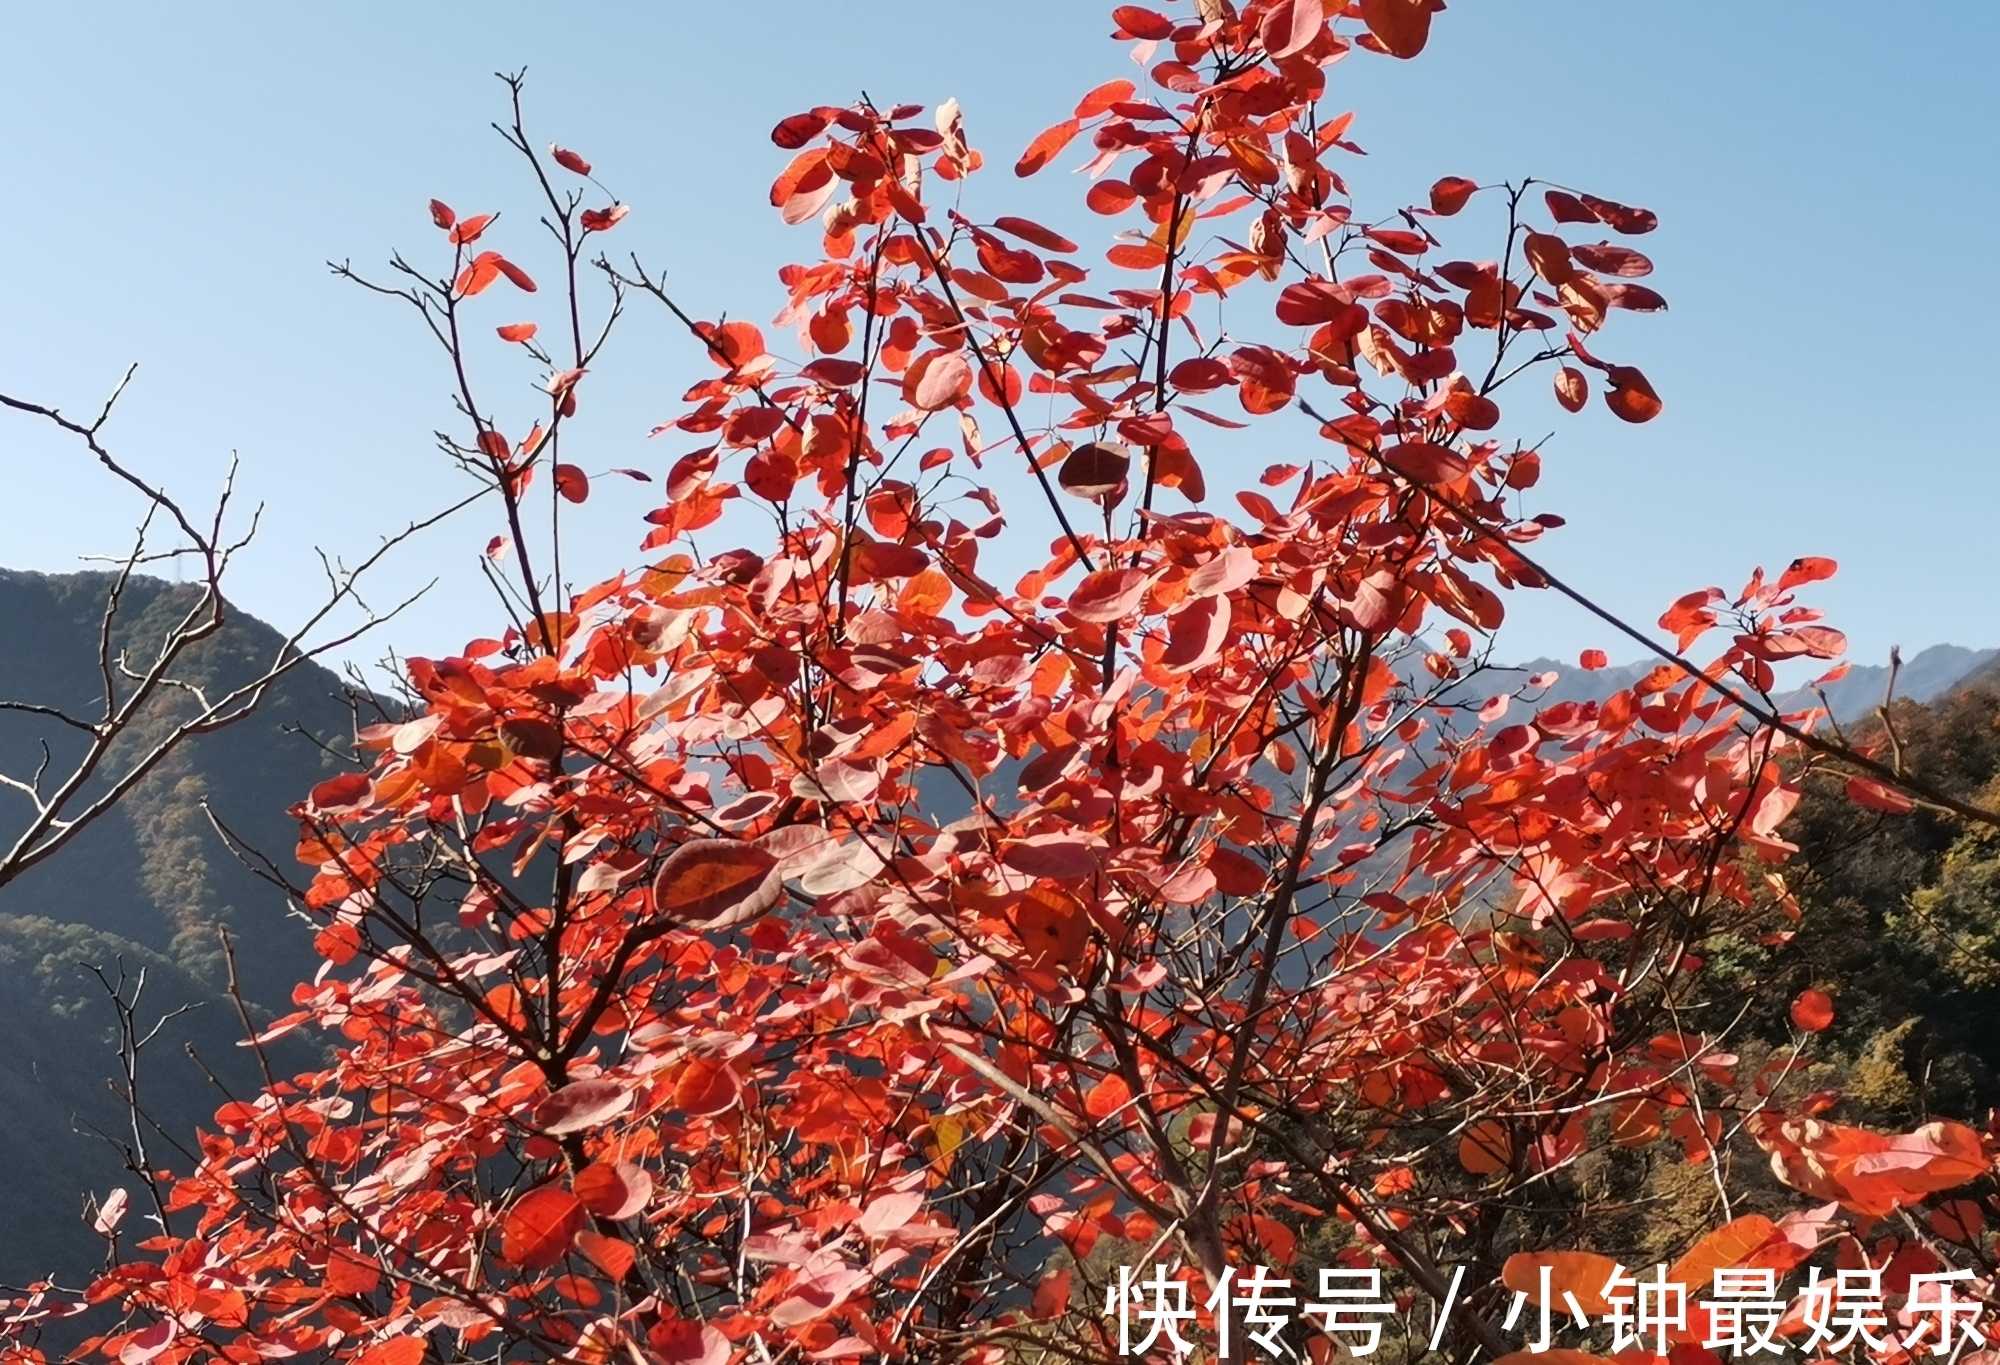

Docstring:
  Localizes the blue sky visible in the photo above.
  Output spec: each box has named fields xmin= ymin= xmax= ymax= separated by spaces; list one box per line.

xmin=1 ymin=2 xmax=1993 ymax=675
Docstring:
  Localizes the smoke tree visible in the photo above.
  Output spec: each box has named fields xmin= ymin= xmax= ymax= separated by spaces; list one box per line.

xmin=13 ymin=4 xmax=1995 ymax=1365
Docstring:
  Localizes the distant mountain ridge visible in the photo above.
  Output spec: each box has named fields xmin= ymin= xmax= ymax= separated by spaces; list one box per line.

xmin=1479 ymin=643 xmax=1998 ymax=725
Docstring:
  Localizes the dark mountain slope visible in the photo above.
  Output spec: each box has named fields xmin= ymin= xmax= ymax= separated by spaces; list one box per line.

xmin=0 ymin=569 xmax=360 ymax=1283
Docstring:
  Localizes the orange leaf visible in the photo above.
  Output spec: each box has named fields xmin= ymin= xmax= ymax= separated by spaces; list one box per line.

xmin=1110 ymin=5 xmax=1174 ymax=40
xmin=1074 ymin=79 xmax=1136 ymax=119
xmin=355 ymin=1340 xmax=426 ymax=1365
xmin=1790 ymin=989 xmax=1835 ymax=1033
xmin=1085 ymin=1074 xmax=1132 ymax=1123
xmin=449 ymin=214 xmax=494 ymax=246
xmin=573 ymin=1161 xmax=654 ymax=1220
xmin=674 ymin=1056 xmax=740 ymax=1117
xmin=1845 ymin=778 xmax=1913 ymax=815
xmin=497 ymin=322 xmax=538 ymax=343
xmin=1670 ymin=1216 xmax=1780 ymax=1291
xmin=1459 ymin=1120 xmax=1512 ymax=1175
xmin=574 ymin=1231 xmax=635 ymax=1281
xmin=501 ymin=1186 xmax=586 ymax=1270
xmin=1015 ymin=119 xmax=1081 ymax=177
xmin=551 ymin=145 xmax=592 ymax=175
xmin=1500 ymin=1251 xmax=1621 ymax=1317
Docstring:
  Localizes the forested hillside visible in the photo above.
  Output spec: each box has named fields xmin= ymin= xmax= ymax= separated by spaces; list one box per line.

xmin=0 ymin=570 xmax=355 ymax=1283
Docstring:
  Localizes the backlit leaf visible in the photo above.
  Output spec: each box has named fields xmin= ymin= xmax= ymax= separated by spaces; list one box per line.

xmin=1015 ymin=119 xmax=1081 ymax=177
xmin=653 ymin=839 xmax=782 ymax=928
xmin=501 ymin=1186 xmax=586 ymax=1270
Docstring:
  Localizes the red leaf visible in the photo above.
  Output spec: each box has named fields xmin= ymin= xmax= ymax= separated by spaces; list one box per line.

xmin=1168 ymin=358 xmax=1232 ymax=393
xmin=1579 ymin=649 xmax=1608 ymax=671
xmin=1572 ymin=242 xmax=1653 ymax=277
xmin=428 ymin=199 xmax=456 ymax=230
xmin=1261 ymin=0 xmax=1325 ymax=59
xmin=674 ymin=1056 xmax=740 ymax=1117
xmin=1604 ymin=365 xmax=1662 ymax=423
xmin=496 ymin=257 xmax=538 ymax=292
xmin=497 ymin=322 xmax=538 ymax=343
xmin=1068 ymin=567 xmax=1151 ymax=623
xmin=769 ymin=112 xmax=829 ymax=150
xmin=653 ymin=840 xmax=782 ymax=929
xmin=581 ymin=204 xmax=629 ymax=233
xmin=1342 ymin=569 xmax=1403 ymax=633
xmin=1603 ymin=282 xmax=1667 ymax=312
xmin=992 ymin=216 xmax=1076 ymax=253
xmin=553 ymin=464 xmax=590 ymax=504
xmin=1582 ymin=193 xmax=1658 ymax=234
xmin=355 ymin=1340 xmax=425 ymax=1365
xmin=551 ymin=145 xmax=592 ymax=175
xmin=1776 ymin=556 xmax=1837 ymax=591
xmin=456 ymin=253 xmax=502 ymax=297
xmin=1110 ymin=5 xmax=1175 ymax=40
xmin=706 ymin=320 xmax=767 ymax=369
xmin=536 ymin=1079 xmax=632 ymax=1135
xmin=501 ymin=1186 xmax=586 ymax=1270
xmin=1377 ymin=442 xmax=1468 ymax=485
xmin=652 ymin=1321 xmax=730 ymax=1365
xmin=1087 ymin=181 xmax=1139 ymax=215
xmin=1429 ymin=176 xmax=1478 ymax=216
xmin=1085 ymin=1073 xmax=1132 ymax=1122
xmin=1544 ymin=190 xmax=1597 ymax=225
xmin=1164 ymin=595 xmax=1229 ymax=670
xmin=1357 ymin=0 xmax=1432 ymax=58
xmin=1015 ymin=119 xmax=1081 ymax=177
xmin=1790 ymin=989 xmax=1836 ymax=1033
xmin=1032 ymin=1269 xmax=1073 ymax=1321
xmin=1276 ymin=278 xmax=1359 ymax=327
xmin=1554 ymin=366 xmax=1588 ymax=412
xmin=1075 ymin=79 xmax=1136 ymax=118
xmin=574 ymin=1230 xmax=635 ymax=1281
xmin=449 ymin=214 xmax=494 ymax=246
xmin=574 ymin=1161 xmax=653 ymax=1219
xmin=1846 ymin=777 xmax=1915 ymax=816
xmin=309 ymin=772 xmax=372 ymax=814
xmin=910 ymin=350 xmax=974 ymax=410
xmin=1058 ymin=442 xmax=1131 ymax=502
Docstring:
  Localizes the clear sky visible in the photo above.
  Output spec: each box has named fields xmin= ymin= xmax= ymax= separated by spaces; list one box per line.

xmin=2 ymin=2 xmax=1993 ymax=677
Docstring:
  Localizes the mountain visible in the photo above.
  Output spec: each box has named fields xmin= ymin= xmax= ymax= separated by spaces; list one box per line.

xmin=0 ymin=569 xmax=357 ymax=1286
xmin=1475 ymin=643 xmax=1998 ymax=726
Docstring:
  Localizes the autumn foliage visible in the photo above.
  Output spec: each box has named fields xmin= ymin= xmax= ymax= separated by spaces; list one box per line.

xmin=12 ymin=5 xmax=1998 ymax=1365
